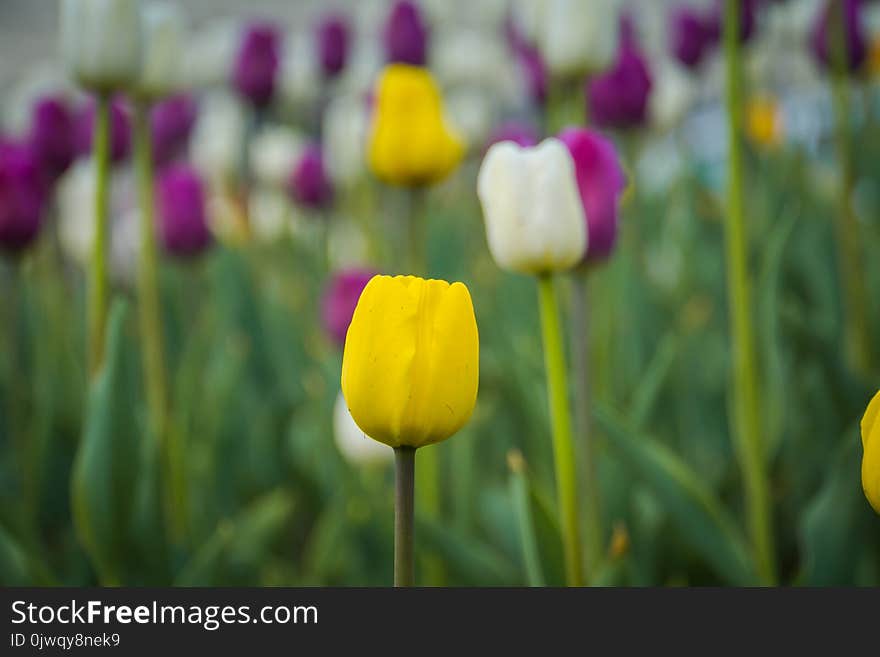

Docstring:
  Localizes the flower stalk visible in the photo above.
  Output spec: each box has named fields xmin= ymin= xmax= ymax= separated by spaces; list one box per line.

xmin=394 ymin=446 xmax=416 ymax=587
xmin=537 ymin=273 xmax=583 ymax=586
xmin=722 ymin=0 xmax=776 ymax=585
xmin=87 ymin=93 xmax=111 ymax=378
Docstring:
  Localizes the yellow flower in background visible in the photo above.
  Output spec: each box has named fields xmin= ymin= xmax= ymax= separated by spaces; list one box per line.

xmin=861 ymin=390 xmax=880 ymax=513
xmin=367 ymin=64 xmax=465 ymax=187
xmin=746 ymin=95 xmax=783 ymax=149
xmin=341 ymin=275 xmax=479 ymax=448
xmin=869 ymin=36 xmax=880 ymax=78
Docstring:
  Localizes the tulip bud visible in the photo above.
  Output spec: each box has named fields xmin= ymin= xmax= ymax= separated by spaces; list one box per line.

xmin=288 ymin=144 xmax=333 ymax=210
xmin=29 ymin=96 xmax=76 ymax=182
xmin=156 ymin=164 xmax=211 ymax=256
xmin=136 ymin=2 xmax=186 ymax=100
xmin=0 ymin=141 xmax=45 ymax=252
xmin=233 ymin=22 xmax=281 ymax=108
xmin=322 ymin=94 xmax=369 ymax=189
xmin=322 ymin=268 xmax=377 ymax=347
xmin=333 ymin=391 xmax=392 ymax=466
xmin=60 ymin=0 xmax=143 ymax=92
xmin=810 ymin=0 xmax=867 ymax=72
xmin=539 ymin=0 xmax=620 ymax=77
xmin=73 ymin=96 xmax=132 ymax=163
xmin=477 ymin=138 xmax=586 ymax=274
xmin=516 ymin=43 xmax=548 ymax=106
xmin=342 ymin=275 xmax=479 ymax=448
xmin=862 ymin=390 xmax=880 ymax=513
xmin=557 ymin=128 xmax=627 ymax=263
xmin=649 ymin=58 xmax=696 ymax=129
xmin=150 ymin=94 xmax=197 ymax=167
xmin=485 ymin=120 xmax=539 ymax=150
xmin=249 ymin=124 xmax=306 ymax=189
xmin=316 ymin=13 xmax=351 ymax=79
xmin=368 ymin=64 xmax=464 ymax=187
xmin=669 ymin=5 xmax=711 ymax=70
xmin=191 ymin=92 xmax=245 ymax=186
xmin=383 ymin=1 xmax=429 ymax=66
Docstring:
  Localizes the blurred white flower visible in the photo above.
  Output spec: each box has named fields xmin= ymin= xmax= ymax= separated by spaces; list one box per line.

xmin=322 ymin=94 xmax=369 ymax=189
xmin=248 ymin=188 xmax=292 ymax=243
xmin=422 ymin=0 xmax=508 ymax=30
xmin=136 ymin=2 xmax=187 ymax=99
xmin=278 ymin=31 xmax=320 ymax=110
xmin=56 ymin=159 xmax=140 ymax=284
xmin=184 ymin=18 xmax=239 ymax=89
xmin=191 ymin=92 xmax=245 ymax=186
xmin=432 ymin=28 xmax=512 ymax=91
xmin=60 ymin=0 xmax=142 ymax=91
xmin=333 ymin=390 xmax=392 ymax=466
xmin=650 ymin=59 xmax=696 ymax=130
xmin=446 ymin=89 xmax=494 ymax=150
xmin=477 ymin=139 xmax=586 ymax=274
xmin=336 ymin=35 xmax=382 ymax=97
xmin=249 ymin=124 xmax=306 ymax=189
xmin=328 ymin=216 xmax=370 ymax=270
xmin=538 ymin=0 xmax=621 ymax=77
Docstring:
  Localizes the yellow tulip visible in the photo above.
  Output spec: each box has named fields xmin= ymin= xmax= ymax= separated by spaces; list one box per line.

xmin=341 ymin=275 xmax=479 ymax=448
xmin=861 ymin=390 xmax=880 ymax=513
xmin=367 ymin=64 xmax=465 ymax=187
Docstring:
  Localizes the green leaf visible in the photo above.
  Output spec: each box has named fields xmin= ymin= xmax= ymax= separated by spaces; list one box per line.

xmin=417 ymin=517 xmax=518 ymax=585
xmin=70 ymin=301 xmax=139 ymax=585
xmin=594 ymin=404 xmax=757 ymax=585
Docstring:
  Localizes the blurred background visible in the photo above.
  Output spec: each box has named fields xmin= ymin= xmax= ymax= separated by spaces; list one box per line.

xmin=1 ymin=0 xmax=880 ymax=587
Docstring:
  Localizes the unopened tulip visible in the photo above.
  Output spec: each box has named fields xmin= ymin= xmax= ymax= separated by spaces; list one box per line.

xmin=558 ymin=128 xmax=627 ymax=262
xmin=539 ymin=0 xmax=620 ymax=77
xmin=861 ymin=390 xmax=880 ymax=513
xmin=156 ymin=164 xmax=211 ymax=256
xmin=477 ymin=138 xmax=586 ymax=274
xmin=29 ymin=95 xmax=75 ymax=181
xmin=368 ymin=64 xmax=464 ymax=187
xmin=516 ymin=43 xmax=548 ymax=106
xmin=73 ymin=97 xmax=132 ymax=163
xmin=0 ymin=140 xmax=45 ymax=252
xmin=810 ymin=0 xmax=867 ymax=72
xmin=191 ymin=92 xmax=245 ymax=185
xmin=233 ymin=22 xmax=281 ymax=108
xmin=136 ymin=2 xmax=186 ymax=99
xmin=341 ymin=275 xmax=479 ymax=448
xmin=288 ymin=144 xmax=333 ymax=209
xmin=150 ymin=94 xmax=197 ymax=167
xmin=333 ymin=391 xmax=392 ymax=465
xmin=649 ymin=58 xmax=696 ymax=129
xmin=316 ymin=14 xmax=351 ymax=78
xmin=587 ymin=16 xmax=653 ymax=130
xmin=59 ymin=0 xmax=142 ymax=92
xmin=323 ymin=94 xmax=369 ymax=188
xmin=249 ymin=124 xmax=306 ymax=190
xmin=322 ymin=268 xmax=377 ymax=347
xmin=669 ymin=5 xmax=712 ymax=70
xmin=383 ymin=1 xmax=429 ymax=66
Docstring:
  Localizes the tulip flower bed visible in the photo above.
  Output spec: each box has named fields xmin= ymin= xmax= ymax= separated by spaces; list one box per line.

xmin=1 ymin=0 xmax=880 ymax=588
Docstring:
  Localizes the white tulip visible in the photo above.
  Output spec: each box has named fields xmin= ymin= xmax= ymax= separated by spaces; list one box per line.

xmin=333 ymin=391 xmax=392 ymax=466
xmin=650 ymin=59 xmax=696 ymax=130
xmin=249 ymin=125 xmax=306 ymax=189
xmin=184 ymin=18 xmax=238 ymax=89
xmin=191 ymin=92 xmax=245 ymax=186
xmin=539 ymin=0 xmax=620 ymax=77
xmin=60 ymin=0 xmax=142 ymax=91
xmin=136 ymin=2 xmax=186 ymax=99
xmin=322 ymin=94 xmax=369 ymax=189
xmin=477 ymin=138 xmax=587 ymax=274
xmin=278 ymin=32 xmax=320 ymax=110
xmin=446 ymin=89 xmax=494 ymax=150
xmin=248 ymin=188 xmax=292 ymax=243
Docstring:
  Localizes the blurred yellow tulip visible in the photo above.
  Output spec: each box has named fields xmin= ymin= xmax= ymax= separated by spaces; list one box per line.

xmin=367 ymin=64 xmax=465 ymax=187
xmin=746 ymin=95 xmax=783 ymax=149
xmin=861 ymin=390 xmax=880 ymax=513
xmin=341 ymin=275 xmax=479 ymax=448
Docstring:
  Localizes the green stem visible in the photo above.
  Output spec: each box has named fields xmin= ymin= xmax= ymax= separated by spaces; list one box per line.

xmin=406 ymin=188 xmax=427 ymax=276
xmin=537 ymin=273 xmax=583 ymax=586
xmin=508 ymin=450 xmax=545 ymax=587
xmin=723 ymin=0 xmax=776 ymax=585
xmin=570 ymin=272 xmax=603 ymax=577
xmin=394 ymin=446 xmax=416 ymax=587
xmin=87 ymin=93 xmax=111 ymax=379
xmin=829 ymin=0 xmax=872 ymax=374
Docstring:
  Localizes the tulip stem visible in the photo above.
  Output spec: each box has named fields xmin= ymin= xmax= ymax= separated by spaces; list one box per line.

xmin=537 ymin=274 xmax=583 ymax=586
xmin=87 ymin=93 xmax=111 ymax=379
xmin=570 ymin=272 xmax=603 ymax=578
xmin=829 ymin=0 xmax=872 ymax=374
xmin=723 ymin=0 xmax=776 ymax=585
xmin=394 ymin=446 xmax=416 ymax=587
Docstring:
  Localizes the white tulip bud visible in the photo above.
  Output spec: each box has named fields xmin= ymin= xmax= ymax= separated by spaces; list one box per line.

xmin=322 ymin=94 xmax=369 ymax=190
xmin=249 ymin=125 xmax=306 ymax=189
xmin=60 ymin=0 xmax=142 ymax=91
xmin=477 ymin=139 xmax=587 ymax=275
xmin=136 ymin=2 xmax=186 ymax=99
xmin=540 ymin=0 xmax=620 ymax=78
xmin=333 ymin=391 xmax=392 ymax=466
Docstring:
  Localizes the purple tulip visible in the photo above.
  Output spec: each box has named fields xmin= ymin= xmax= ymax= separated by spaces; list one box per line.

xmin=151 ymin=94 xmax=198 ymax=167
xmin=233 ymin=22 xmax=281 ymax=108
xmin=73 ymin=97 xmax=132 ymax=163
xmin=322 ymin=268 xmax=376 ymax=346
xmin=517 ymin=44 xmax=548 ymax=106
xmin=28 ymin=95 xmax=75 ymax=182
xmin=810 ymin=0 xmax=867 ymax=72
xmin=317 ymin=14 xmax=351 ymax=78
xmin=383 ymin=1 xmax=428 ymax=66
xmin=156 ymin=164 xmax=211 ymax=257
xmin=288 ymin=145 xmax=333 ymax=209
xmin=557 ymin=127 xmax=627 ymax=262
xmin=0 ymin=140 xmax=45 ymax=252
xmin=670 ymin=6 xmax=711 ymax=69
xmin=586 ymin=19 xmax=653 ymax=130
xmin=485 ymin=120 xmax=539 ymax=150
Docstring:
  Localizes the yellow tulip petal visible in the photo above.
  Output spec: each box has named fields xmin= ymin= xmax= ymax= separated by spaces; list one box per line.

xmin=862 ymin=390 xmax=880 ymax=513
